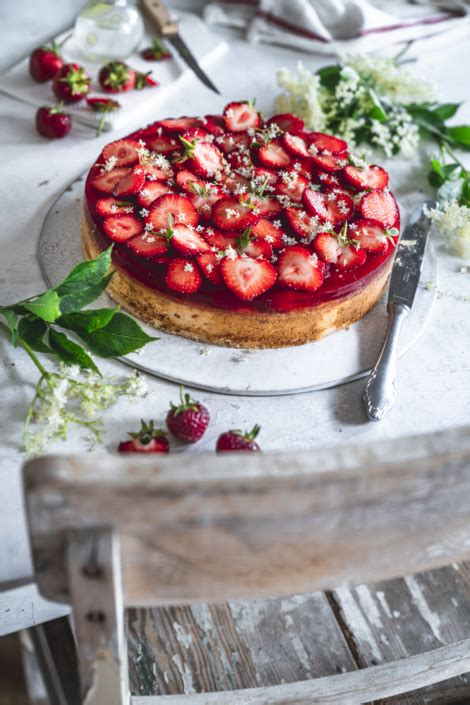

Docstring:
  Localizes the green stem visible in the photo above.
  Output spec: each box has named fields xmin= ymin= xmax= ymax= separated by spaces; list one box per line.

xmin=441 ymin=140 xmax=467 ymax=172
xmin=0 ymin=320 xmax=49 ymax=378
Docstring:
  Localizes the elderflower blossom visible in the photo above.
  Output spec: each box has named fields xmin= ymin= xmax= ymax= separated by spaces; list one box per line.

xmin=23 ymin=365 xmax=148 ymax=457
xmin=344 ymin=54 xmax=435 ymax=106
xmin=370 ymin=104 xmax=419 ymax=158
xmin=424 ymin=200 xmax=470 ymax=258
xmin=275 ymin=63 xmax=327 ymax=131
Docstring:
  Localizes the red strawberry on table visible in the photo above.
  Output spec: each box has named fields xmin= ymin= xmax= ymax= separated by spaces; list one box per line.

xmin=35 ymin=104 xmax=71 ymax=139
xmin=166 ymin=387 xmax=210 ymax=443
xmin=119 ymin=419 xmax=169 ymax=453
xmin=360 ymin=189 xmax=399 ymax=228
xmin=29 ymin=42 xmax=64 ymax=82
xmin=99 ymin=61 xmax=135 ymax=93
xmin=277 ymin=245 xmax=324 ymax=292
xmin=52 ymin=63 xmax=91 ymax=103
xmin=220 ymin=255 xmax=277 ymax=301
xmin=216 ymin=425 xmax=261 ymax=452
xmin=223 ymin=101 xmax=261 ymax=132
xmin=103 ymin=214 xmax=143 ymax=241
xmin=303 ymin=188 xmax=353 ymax=225
xmin=343 ymin=164 xmax=389 ymax=190
xmin=102 ymin=139 xmax=141 ymax=167
xmin=165 ymin=258 xmax=203 ymax=294
xmin=148 ymin=193 xmax=198 ymax=231
xmin=141 ymin=38 xmax=172 ymax=61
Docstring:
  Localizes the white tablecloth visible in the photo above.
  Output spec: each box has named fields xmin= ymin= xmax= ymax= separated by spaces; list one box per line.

xmin=1 ymin=0 xmax=470 ymax=627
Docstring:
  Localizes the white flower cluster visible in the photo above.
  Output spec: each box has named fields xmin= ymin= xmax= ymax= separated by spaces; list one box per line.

xmin=370 ymin=104 xmax=419 ymax=158
xmin=424 ymin=200 xmax=470 ymax=258
xmin=23 ymin=364 xmax=148 ymax=457
xmin=275 ymin=62 xmax=327 ymax=132
xmin=344 ymin=54 xmax=435 ymax=106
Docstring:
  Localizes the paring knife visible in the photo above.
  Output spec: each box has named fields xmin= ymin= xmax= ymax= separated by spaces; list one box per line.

xmin=363 ymin=201 xmax=435 ymax=421
xmin=140 ymin=0 xmax=220 ymax=94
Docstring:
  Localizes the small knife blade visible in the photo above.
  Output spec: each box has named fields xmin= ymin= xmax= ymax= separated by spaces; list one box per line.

xmin=140 ymin=0 xmax=220 ymax=94
xmin=363 ymin=201 xmax=435 ymax=422
xmin=388 ymin=199 xmax=435 ymax=309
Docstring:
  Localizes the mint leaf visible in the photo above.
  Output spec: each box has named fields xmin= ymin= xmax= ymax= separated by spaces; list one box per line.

xmin=1 ymin=309 xmax=19 ymax=345
xmin=18 ymin=316 xmax=51 ymax=353
xmin=75 ymin=312 xmax=157 ymax=357
xmin=58 ymin=307 xmax=120 ymax=334
xmin=59 ymin=271 xmax=115 ymax=315
xmin=55 ymin=246 xmax=112 ymax=296
xmin=49 ymin=329 xmax=100 ymax=373
xmin=431 ymin=102 xmax=461 ymax=122
xmin=446 ymin=125 xmax=470 ymax=150
xmin=23 ymin=289 xmax=62 ymax=323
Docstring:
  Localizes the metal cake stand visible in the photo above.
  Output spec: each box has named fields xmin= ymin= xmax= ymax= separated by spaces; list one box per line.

xmin=38 ymin=175 xmax=437 ymax=397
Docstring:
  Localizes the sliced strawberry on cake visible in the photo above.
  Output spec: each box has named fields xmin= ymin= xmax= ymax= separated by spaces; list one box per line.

xmin=165 ymin=258 xmax=202 ymax=293
xmin=220 ymin=254 xmax=277 ymax=301
xmin=126 ymin=231 xmax=169 ymax=256
xmin=147 ymin=193 xmax=198 ymax=231
xmin=102 ymin=214 xmax=143 ymax=241
xmin=277 ymin=245 xmax=324 ymax=292
xmin=212 ymin=197 xmax=256 ymax=231
xmin=171 ymin=224 xmax=211 ymax=256
xmin=102 ymin=139 xmax=141 ymax=167
xmin=137 ymin=181 xmax=173 ymax=208
xmin=353 ymin=219 xmax=398 ymax=254
xmin=343 ymin=163 xmax=389 ymax=190
xmin=360 ymin=189 xmax=399 ymax=228
xmin=223 ymin=101 xmax=261 ymax=132
xmin=303 ymin=188 xmax=353 ymax=224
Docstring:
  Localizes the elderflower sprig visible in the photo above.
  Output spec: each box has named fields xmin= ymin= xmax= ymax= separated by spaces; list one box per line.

xmin=274 ymin=49 xmax=470 ymax=159
xmin=0 ymin=246 xmax=156 ymax=456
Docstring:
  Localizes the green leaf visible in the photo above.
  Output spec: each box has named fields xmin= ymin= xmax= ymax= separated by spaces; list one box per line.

xmin=55 ymin=247 xmax=114 ymax=314
xmin=18 ymin=316 xmax=51 ymax=353
xmin=1 ymin=309 xmax=19 ymax=345
xmin=55 ymin=246 xmax=112 ymax=296
xmin=368 ymin=88 xmax=388 ymax=123
xmin=446 ymin=125 xmax=470 ymax=149
xmin=58 ymin=307 xmax=120 ymax=334
xmin=431 ymin=102 xmax=461 ymax=122
xmin=74 ymin=312 xmax=157 ymax=357
xmin=23 ymin=289 xmax=62 ymax=323
xmin=59 ymin=271 xmax=115 ymax=315
xmin=316 ymin=65 xmax=341 ymax=89
xmin=48 ymin=329 xmax=99 ymax=373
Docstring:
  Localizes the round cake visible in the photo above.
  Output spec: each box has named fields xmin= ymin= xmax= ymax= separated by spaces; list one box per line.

xmin=82 ymin=101 xmax=400 ymax=348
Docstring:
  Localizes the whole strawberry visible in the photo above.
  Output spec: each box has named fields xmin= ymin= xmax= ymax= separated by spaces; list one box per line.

xmin=29 ymin=42 xmax=64 ymax=82
xmin=99 ymin=61 xmax=136 ymax=93
xmin=86 ymin=96 xmax=121 ymax=136
xmin=35 ymin=104 xmax=72 ymax=139
xmin=216 ymin=425 xmax=261 ymax=452
xmin=53 ymin=63 xmax=91 ymax=103
xmin=166 ymin=387 xmax=210 ymax=443
xmin=141 ymin=38 xmax=172 ymax=61
xmin=118 ymin=419 xmax=169 ymax=454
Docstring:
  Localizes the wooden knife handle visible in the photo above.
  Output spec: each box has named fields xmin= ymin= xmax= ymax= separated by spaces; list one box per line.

xmin=140 ymin=0 xmax=179 ymax=35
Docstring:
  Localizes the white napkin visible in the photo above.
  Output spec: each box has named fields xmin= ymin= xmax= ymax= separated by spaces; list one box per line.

xmin=204 ymin=0 xmax=469 ymax=55
xmin=0 ymin=12 xmax=227 ymax=133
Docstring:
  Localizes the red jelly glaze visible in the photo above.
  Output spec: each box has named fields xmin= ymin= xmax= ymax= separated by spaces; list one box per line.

xmin=84 ymin=123 xmax=400 ymax=315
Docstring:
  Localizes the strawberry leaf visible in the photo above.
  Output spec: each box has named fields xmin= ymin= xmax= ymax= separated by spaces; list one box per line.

xmin=57 ymin=307 xmax=120 ymax=334
xmin=59 ymin=271 xmax=115 ymax=315
xmin=72 ymin=312 xmax=157 ymax=357
xmin=23 ymin=289 xmax=62 ymax=323
xmin=1 ymin=309 xmax=19 ymax=345
xmin=48 ymin=329 xmax=99 ymax=373
xmin=446 ymin=125 xmax=470 ymax=150
xmin=55 ymin=246 xmax=112 ymax=297
xmin=18 ymin=316 xmax=51 ymax=353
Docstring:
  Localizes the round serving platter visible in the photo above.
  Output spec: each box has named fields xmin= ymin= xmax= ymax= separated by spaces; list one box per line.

xmin=38 ymin=175 xmax=437 ymax=396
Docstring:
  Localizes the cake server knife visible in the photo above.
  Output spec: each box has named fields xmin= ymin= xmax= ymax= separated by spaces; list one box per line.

xmin=363 ymin=200 xmax=435 ymax=421
xmin=140 ymin=0 xmax=220 ymax=94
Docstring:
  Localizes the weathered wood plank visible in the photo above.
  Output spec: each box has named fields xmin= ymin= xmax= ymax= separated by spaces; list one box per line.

xmin=334 ymin=564 xmax=470 ymax=704
xmin=127 ymin=593 xmax=356 ymax=696
xmin=129 ymin=637 xmax=470 ymax=704
xmin=67 ymin=527 xmax=128 ymax=705
xmin=24 ymin=426 xmax=470 ymax=605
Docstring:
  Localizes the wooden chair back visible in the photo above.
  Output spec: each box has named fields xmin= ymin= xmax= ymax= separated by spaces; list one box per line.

xmin=23 ymin=425 xmax=470 ymax=704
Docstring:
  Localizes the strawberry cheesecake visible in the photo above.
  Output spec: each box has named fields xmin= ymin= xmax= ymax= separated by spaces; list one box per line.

xmin=82 ymin=101 xmax=400 ymax=348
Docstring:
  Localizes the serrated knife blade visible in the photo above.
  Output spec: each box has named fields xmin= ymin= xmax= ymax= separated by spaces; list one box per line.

xmin=363 ymin=201 xmax=435 ymax=422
